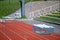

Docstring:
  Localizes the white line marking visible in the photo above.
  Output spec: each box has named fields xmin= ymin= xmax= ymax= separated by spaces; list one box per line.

xmin=0 ymin=30 xmax=12 ymax=40
xmin=8 ymin=24 xmax=49 ymax=40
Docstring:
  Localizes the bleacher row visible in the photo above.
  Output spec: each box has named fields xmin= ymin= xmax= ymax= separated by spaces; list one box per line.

xmin=0 ymin=20 xmax=60 ymax=40
xmin=25 ymin=1 xmax=60 ymax=19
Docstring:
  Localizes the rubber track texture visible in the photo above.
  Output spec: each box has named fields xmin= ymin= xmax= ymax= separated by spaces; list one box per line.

xmin=0 ymin=20 xmax=60 ymax=40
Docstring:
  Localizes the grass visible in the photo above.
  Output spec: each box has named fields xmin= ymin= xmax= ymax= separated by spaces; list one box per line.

xmin=52 ymin=12 xmax=60 ymax=14
xmin=0 ymin=0 xmax=44 ymax=18
xmin=35 ymin=11 xmax=60 ymax=24
xmin=40 ymin=16 xmax=60 ymax=24
xmin=46 ymin=13 xmax=60 ymax=18
xmin=21 ymin=15 xmax=27 ymax=19
xmin=0 ymin=0 xmax=20 ymax=18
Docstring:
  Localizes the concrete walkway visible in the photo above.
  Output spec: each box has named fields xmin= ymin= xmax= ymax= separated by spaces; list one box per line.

xmin=3 ymin=9 xmax=21 ymax=19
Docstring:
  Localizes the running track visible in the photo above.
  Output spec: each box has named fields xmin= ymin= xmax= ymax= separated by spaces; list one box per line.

xmin=0 ymin=20 xmax=60 ymax=40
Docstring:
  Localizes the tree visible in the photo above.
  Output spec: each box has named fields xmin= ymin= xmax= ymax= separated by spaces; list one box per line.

xmin=44 ymin=0 xmax=47 ymax=1
xmin=0 ymin=0 xmax=4 ymax=1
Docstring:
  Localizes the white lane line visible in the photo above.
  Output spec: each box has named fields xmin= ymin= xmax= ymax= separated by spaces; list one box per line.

xmin=8 ymin=28 xmax=27 ymax=40
xmin=0 ymin=30 xmax=12 ymax=40
xmin=17 ymin=26 xmax=50 ymax=40
xmin=6 ymin=22 xmax=50 ymax=40
xmin=6 ymin=24 xmax=43 ymax=40
xmin=9 ymin=28 xmax=42 ymax=40
xmin=16 ymin=23 xmax=50 ymax=40
xmin=8 ymin=23 xmax=49 ymax=40
xmin=0 ymin=23 xmax=25 ymax=40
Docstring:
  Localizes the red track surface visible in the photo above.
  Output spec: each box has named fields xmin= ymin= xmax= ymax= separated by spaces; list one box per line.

xmin=0 ymin=20 xmax=60 ymax=40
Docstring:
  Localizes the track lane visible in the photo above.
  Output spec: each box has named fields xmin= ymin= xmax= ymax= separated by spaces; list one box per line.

xmin=0 ymin=31 xmax=10 ymax=40
xmin=14 ymin=21 xmax=60 ymax=40
xmin=5 ymin=22 xmax=44 ymax=40
xmin=0 ymin=21 xmax=60 ymax=40
xmin=0 ymin=23 xmax=10 ymax=40
xmin=0 ymin=23 xmax=25 ymax=40
xmin=5 ymin=21 xmax=52 ymax=40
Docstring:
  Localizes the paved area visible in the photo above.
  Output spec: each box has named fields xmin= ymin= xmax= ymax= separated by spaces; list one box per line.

xmin=3 ymin=9 xmax=21 ymax=18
